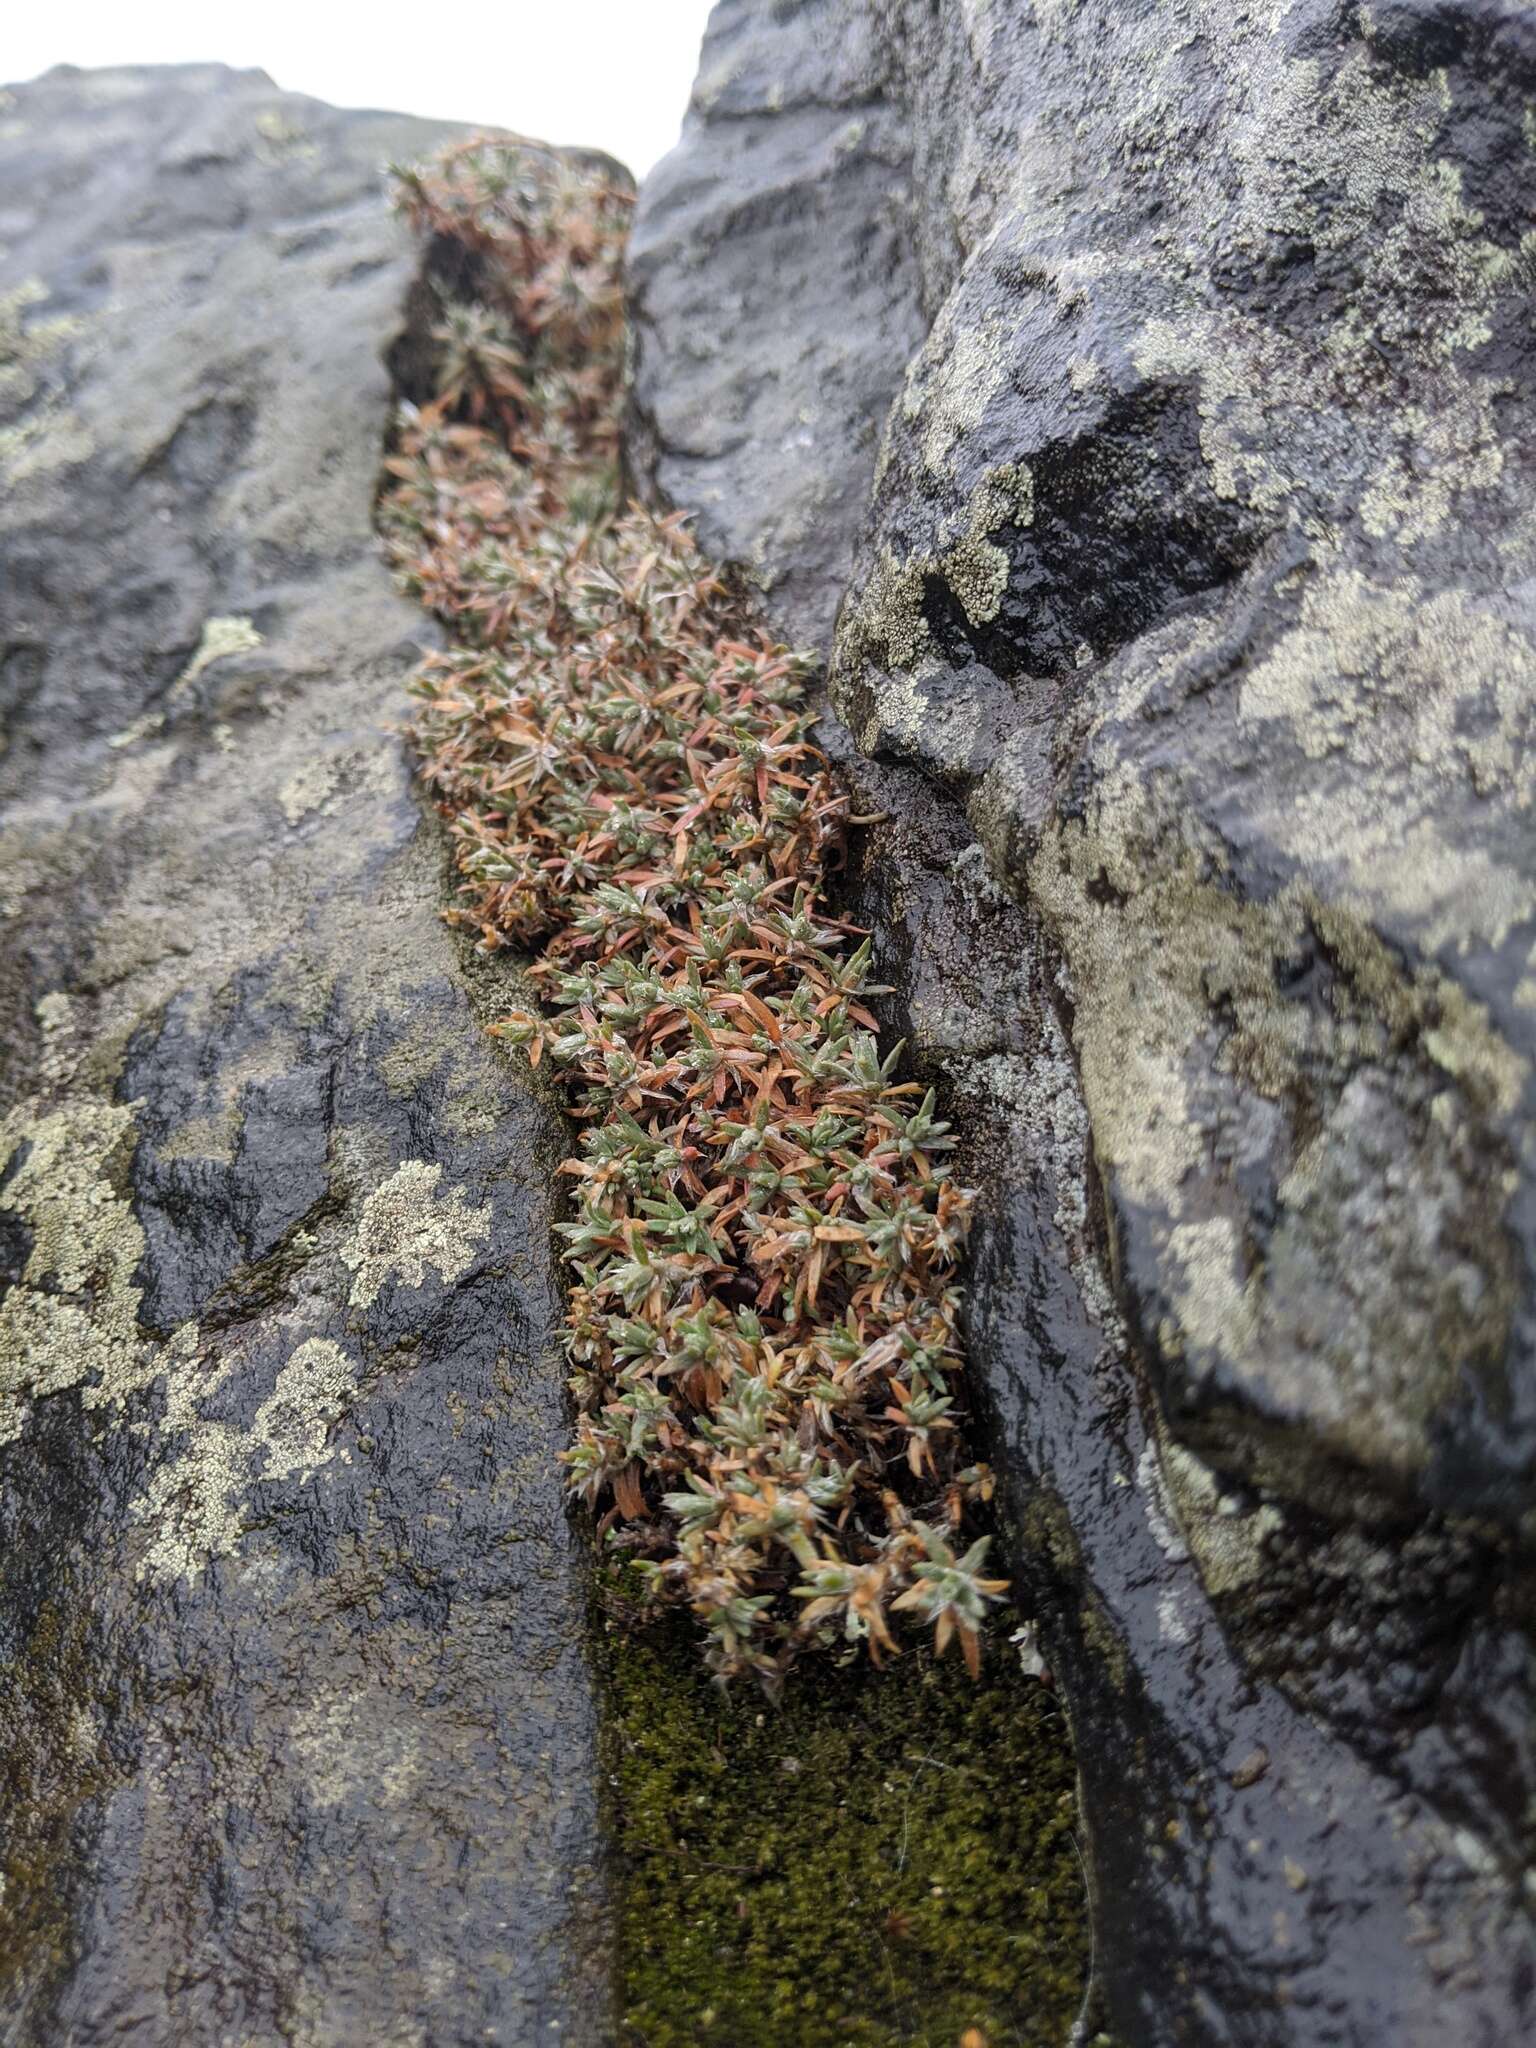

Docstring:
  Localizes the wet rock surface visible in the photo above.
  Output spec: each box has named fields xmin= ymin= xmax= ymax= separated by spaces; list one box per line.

xmin=626 ymin=2 xmax=925 ymax=655
xmin=0 ymin=67 xmax=610 ymax=2044
xmin=630 ymin=3 xmax=1536 ymax=2042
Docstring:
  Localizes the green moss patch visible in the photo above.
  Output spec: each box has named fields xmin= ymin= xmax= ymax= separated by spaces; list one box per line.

xmin=600 ymin=1594 xmax=1086 ymax=2047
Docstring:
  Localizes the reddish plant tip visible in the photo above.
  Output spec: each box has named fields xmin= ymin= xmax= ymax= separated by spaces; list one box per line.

xmin=382 ymin=140 xmax=1008 ymax=1688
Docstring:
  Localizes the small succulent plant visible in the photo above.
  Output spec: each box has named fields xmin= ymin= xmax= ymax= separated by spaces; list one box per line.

xmin=383 ymin=138 xmax=1008 ymax=1687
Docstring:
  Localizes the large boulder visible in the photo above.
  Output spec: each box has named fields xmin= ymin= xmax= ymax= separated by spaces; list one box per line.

xmin=629 ymin=3 xmax=1536 ymax=2042
xmin=0 ymin=66 xmax=610 ymax=2044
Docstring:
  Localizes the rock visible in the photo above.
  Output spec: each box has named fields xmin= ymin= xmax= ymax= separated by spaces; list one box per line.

xmin=0 ymin=67 xmax=610 ymax=2044
xmin=626 ymin=2 xmax=925 ymax=649
xmin=834 ymin=0 xmax=1536 ymax=1534
xmin=628 ymin=3 xmax=1536 ymax=2042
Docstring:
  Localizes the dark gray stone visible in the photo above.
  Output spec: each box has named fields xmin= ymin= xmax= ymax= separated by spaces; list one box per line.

xmin=629 ymin=4 xmax=1536 ymax=2042
xmin=0 ymin=65 xmax=611 ymax=2045
xmin=626 ymin=0 xmax=926 ymax=650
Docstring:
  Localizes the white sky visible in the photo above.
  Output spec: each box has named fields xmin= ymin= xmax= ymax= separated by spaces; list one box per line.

xmin=4 ymin=0 xmax=716 ymax=176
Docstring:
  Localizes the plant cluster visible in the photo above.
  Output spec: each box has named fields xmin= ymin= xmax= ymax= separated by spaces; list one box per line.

xmin=382 ymin=139 xmax=1006 ymax=1686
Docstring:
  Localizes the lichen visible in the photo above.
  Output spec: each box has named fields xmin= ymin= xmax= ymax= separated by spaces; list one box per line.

xmin=1025 ymin=799 xmax=1523 ymax=1495
xmin=289 ymin=1685 xmax=422 ymax=1812
xmin=840 ymin=462 xmax=1035 ymax=692
xmin=130 ymin=1331 xmax=364 ymax=1586
xmin=251 ymin=1337 xmax=359 ymax=1476
xmin=277 ymin=753 xmax=340 ymax=824
xmin=0 ymin=1019 xmax=374 ymax=1584
xmin=0 ymin=1096 xmax=157 ymax=1445
xmin=176 ymin=614 xmax=264 ymax=688
xmin=340 ymin=1157 xmax=491 ymax=1310
xmin=108 ymin=614 xmax=265 ymax=750
xmin=1151 ymin=1430 xmax=1284 ymax=1603
xmin=0 ymin=278 xmax=89 ymax=485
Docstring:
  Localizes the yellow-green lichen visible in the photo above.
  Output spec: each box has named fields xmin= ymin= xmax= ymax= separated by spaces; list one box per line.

xmin=178 ymin=615 xmax=264 ymax=687
xmin=1148 ymin=1431 xmax=1285 ymax=1604
xmin=1233 ymin=570 xmax=1536 ymax=955
xmin=0 ymin=1096 xmax=158 ymax=1445
xmin=0 ymin=1044 xmax=378 ymax=1584
xmin=0 ymin=279 xmax=90 ymax=485
xmin=253 ymin=107 xmax=317 ymax=162
xmin=1018 ymin=752 xmax=1525 ymax=1494
xmin=910 ymin=305 xmax=1016 ymax=479
xmin=838 ymin=462 xmax=1035 ymax=728
xmin=278 ymin=753 xmax=341 ymax=825
xmin=340 ymin=1158 xmax=491 ymax=1309
xmin=288 ymin=1684 xmax=423 ymax=1813
xmin=131 ymin=1333 xmax=364 ymax=1586
xmin=108 ymin=615 xmax=265 ymax=751
xmin=938 ymin=466 xmax=1035 ymax=631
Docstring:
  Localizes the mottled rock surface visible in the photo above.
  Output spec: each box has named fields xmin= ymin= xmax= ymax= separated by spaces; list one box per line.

xmin=0 ymin=66 xmax=610 ymax=2045
xmin=627 ymin=6 xmax=925 ymax=650
xmin=629 ymin=3 xmax=1536 ymax=2042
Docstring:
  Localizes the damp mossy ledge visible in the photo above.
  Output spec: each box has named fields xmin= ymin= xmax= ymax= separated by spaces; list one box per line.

xmin=598 ymin=1578 xmax=1087 ymax=2048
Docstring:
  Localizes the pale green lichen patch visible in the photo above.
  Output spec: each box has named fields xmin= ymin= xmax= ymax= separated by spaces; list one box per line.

xmin=1026 ymin=793 xmax=1523 ymax=1491
xmin=289 ymin=1686 xmax=422 ymax=1812
xmin=844 ymin=546 xmax=932 ymax=677
xmin=0 ymin=1104 xmax=366 ymax=1581
xmin=252 ymin=1337 xmax=360 ymax=1477
xmin=277 ymin=753 xmax=340 ymax=825
xmin=253 ymin=106 xmax=317 ymax=162
xmin=0 ymin=281 xmax=83 ymax=412
xmin=131 ymin=1333 xmax=363 ymax=1585
xmin=1235 ymin=570 xmax=1536 ymax=955
xmin=0 ymin=1095 xmax=158 ymax=1445
xmin=1153 ymin=1433 xmax=1285 ymax=1603
xmin=905 ymin=301 xmax=1017 ymax=478
xmin=340 ymin=1158 xmax=491 ymax=1310
xmin=938 ymin=465 xmax=1034 ymax=630
xmin=838 ymin=462 xmax=1035 ymax=721
xmin=0 ymin=1011 xmax=383 ymax=1580
xmin=129 ymin=1333 xmax=245 ymax=1583
xmin=374 ymin=1003 xmax=512 ymax=1142
xmin=109 ymin=615 xmax=264 ymax=750
xmin=0 ymin=279 xmax=91 ymax=485
xmin=1126 ymin=24 xmax=1528 ymax=535
xmin=178 ymin=614 xmax=264 ymax=687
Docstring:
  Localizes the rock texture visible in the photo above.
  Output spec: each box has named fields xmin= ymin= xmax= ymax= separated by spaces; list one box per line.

xmin=629 ymin=3 xmax=1536 ymax=2043
xmin=0 ymin=67 xmax=610 ymax=2044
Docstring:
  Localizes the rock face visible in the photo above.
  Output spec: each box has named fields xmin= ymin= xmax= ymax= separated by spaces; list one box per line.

xmin=0 ymin=67 xmax=609 ymax=2044
xmin=630 ymin=4 xmax=1536 ymax=2042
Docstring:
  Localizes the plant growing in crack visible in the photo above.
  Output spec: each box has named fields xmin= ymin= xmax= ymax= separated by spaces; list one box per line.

xmin=381 ymin=137 xmax=1008 ymax=1688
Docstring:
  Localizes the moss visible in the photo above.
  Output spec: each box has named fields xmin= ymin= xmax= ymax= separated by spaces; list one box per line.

xmin=597 ymin=1585 xmax=1087 ymax=2048
xmin=0 ymin=1599 xmax=118 ymax=2008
